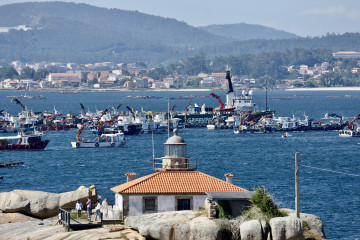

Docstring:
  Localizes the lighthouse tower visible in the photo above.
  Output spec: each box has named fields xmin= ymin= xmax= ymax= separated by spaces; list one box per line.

xmin=156 ymin=129 xmax=196 ymax=171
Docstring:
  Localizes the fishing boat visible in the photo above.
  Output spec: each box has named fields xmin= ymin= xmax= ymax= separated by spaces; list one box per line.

xmin=0 ymin=131 xmax=50 ymax=150
xmin=71 ymin=132 xmax=125 ymax=148
xmin=339 ymin=114 xmax=360 ymax=137
xmin=7 ymin=94 xmax=47 ymax=99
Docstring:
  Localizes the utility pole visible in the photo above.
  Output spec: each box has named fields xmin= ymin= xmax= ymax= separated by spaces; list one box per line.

xmin=295 ymin=152 xmax=300 ymax=218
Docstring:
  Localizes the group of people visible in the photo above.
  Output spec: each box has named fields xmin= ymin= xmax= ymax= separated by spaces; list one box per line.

xmin=75 ymin=197 xmax=109 ymax=222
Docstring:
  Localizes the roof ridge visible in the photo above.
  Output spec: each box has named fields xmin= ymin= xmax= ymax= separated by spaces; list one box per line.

xmin=196 ymin=171 xmax=248 ymax=191
xmin=110 ymin=172 xmax=160 ymax=193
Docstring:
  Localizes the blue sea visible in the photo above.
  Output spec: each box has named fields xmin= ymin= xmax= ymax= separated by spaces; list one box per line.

xmin=0 ymin=89 xmax=359 ymax=239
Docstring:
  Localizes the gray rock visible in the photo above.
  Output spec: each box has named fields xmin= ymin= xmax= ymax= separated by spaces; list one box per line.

xmin=260 ymin=220 xmax=271 ymax=240
xmin=2 ymin=186 xmax=95 ymax=219
xmin=240 ymin=220 xmax=263 ymax=240
xmin=175 ymin=216 xmax=221 ymax=240
xmin=288 ymin=211 xmax=325 ymax=239
xmin=125 ymin=211 xmax=222 ymax=240
xmin=270 ymin=217 xmax=304 ymax=240
xmin=0 ymin=190 xmax=49 ymax=210
xmin=0 ymin=212 xmax=38 ymax=224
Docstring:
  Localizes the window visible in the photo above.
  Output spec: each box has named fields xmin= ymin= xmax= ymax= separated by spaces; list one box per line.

xmin=143 ymin=197 xmax=157 ymax=213
xmin=176 ymin=197 xmax=192 ymax=211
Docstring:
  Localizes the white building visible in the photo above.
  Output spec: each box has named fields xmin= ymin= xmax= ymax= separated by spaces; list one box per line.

xmin=110 ymin=129 xmax=249 ymax=217
xmin=48 ymin=73 xmax=80 ymax=81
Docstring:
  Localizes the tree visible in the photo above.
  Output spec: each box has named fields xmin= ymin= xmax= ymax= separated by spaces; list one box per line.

xmin=19 ymin=67 xmax=35 ymax=79
xmin=34 ymin=69 xmax=52 ymax=80
xmin=0 ymin=66 xmax=19 ymax=80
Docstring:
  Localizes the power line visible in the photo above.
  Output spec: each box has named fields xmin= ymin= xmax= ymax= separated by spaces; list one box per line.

xmin=300 ymin=164 xmax=360 ymax=177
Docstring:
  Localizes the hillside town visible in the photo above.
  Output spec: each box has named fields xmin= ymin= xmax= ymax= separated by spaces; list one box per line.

xmin=1 ymin=50 xmax=360 ymax=91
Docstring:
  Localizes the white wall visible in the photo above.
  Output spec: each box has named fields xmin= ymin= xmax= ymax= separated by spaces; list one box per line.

xmin=193 ymin=195 xmax=208 ymax=211
xmin=115 ymin=193 xmax=123 ymax=212
xmin=128 ymin=196 xmax=143 ymax=216
xmin=125 ymin=194 xmax=207 ymax=216
xmin=158 ymin=196 xmax=176 ymax=212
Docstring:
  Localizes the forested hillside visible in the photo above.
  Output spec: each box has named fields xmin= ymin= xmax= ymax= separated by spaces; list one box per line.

xmin=198 ymin=23 xmax=297 ymax=41
xmin=0 ymin=2 xmax=359 ymax=66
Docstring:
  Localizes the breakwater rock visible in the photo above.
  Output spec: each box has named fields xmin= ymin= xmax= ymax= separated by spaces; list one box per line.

xmin=125 ymin=210 xmax=325 ymax=240
xmin=0 ymin=185 xmax=97 ymax=219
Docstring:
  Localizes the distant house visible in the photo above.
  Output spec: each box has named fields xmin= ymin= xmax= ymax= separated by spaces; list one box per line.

xmin=48 ymin=73 xmax=80 ymax=82
xmin=152 ymin=82 xmax=168 ymax=89
xmin=211 ymin=73 xmax=226 ymax=85
xmin=124 ymin=81 xmax=136 ymax=88
xmin=110 ymin=130 xmax=251 ymax=217
xmin=40 ymin=81 xmax=53 ymax=88
xmin=333 ymin=51 xmax=360 ymax=58
xmin=135 ymin=78 xmax=149 ymax=88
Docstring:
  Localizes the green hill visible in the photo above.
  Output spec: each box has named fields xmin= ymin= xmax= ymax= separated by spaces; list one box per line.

xmin=198 ymin=23 xmax=298 ymax=41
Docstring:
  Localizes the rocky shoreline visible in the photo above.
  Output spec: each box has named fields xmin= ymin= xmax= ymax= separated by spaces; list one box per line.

xmin=0 ymin=187 xmax=326 ymax=240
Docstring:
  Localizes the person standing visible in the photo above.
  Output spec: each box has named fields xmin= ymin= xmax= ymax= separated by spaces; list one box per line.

xmin=102 ymin=198 xmax=108 ymax=218
xmin=75 ymin=200 xmax=83 ymax=219
xmin=94 ymin=201 xmax=101 ymax=221
xmin=86 ymin=197 xmax=92 ymax=221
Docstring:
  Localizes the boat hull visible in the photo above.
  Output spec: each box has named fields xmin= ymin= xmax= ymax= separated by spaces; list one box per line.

xmin=71 ymin=140 xmax=125 ymax=148
xmin=339 ymin=130 xmax=360 ymax=137
xmin=0 ymin=140 xmax=50 ymax=150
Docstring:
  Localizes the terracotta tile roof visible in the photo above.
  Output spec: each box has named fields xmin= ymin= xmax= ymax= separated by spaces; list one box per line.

xmin=110 ymin=171 xmax=248 ymax=194
xmin=50 ymin=73 xmax=79 ymax=77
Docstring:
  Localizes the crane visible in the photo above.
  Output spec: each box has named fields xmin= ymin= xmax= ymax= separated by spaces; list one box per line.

xmin=184 ymin=99 xmax=192 ymax=125
xmin=210 ymin=93 xmax=224 ymax=110
xmin=348 ymin=114 xmax=360 ymax=130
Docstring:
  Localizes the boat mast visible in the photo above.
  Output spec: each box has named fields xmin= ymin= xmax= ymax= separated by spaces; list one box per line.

xmin=265 ymin=79 xmax=268 ymax=111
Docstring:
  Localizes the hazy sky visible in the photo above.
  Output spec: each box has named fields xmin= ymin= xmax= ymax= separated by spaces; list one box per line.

xmin=0 ymin=0 xmax=359 ymax=36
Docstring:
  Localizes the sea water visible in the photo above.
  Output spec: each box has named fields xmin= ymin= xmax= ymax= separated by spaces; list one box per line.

xmin=0 ymin=90 xmax=359 ymax=239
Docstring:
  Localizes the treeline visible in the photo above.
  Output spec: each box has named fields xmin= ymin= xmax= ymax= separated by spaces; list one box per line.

xmin=148 ymin=49 xmax=360 ymax=87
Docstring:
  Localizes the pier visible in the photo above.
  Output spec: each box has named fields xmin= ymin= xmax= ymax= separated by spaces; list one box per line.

xmin=0 ymin=162 xmax=24 ymax=168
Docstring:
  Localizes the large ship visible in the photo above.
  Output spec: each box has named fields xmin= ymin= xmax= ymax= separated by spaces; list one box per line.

xmin=0 ymin=131 xmax=50 ymax=150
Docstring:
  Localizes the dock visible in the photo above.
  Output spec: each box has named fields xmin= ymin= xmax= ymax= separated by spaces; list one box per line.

xmin=0 ymin=162 xmax=24 ymax=168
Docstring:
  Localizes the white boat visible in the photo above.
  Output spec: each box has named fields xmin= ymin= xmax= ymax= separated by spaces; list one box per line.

xmin=71 ymin=132 xmax=125 ymax=148
xmin=234 ymin=129 xmax=240 ymax=134
xmin=206 ymin=124 xmax=216 ymax=130
xmin=339 ymin=129 xmax=360 ymax=137
xmin=0 ymin=131 xmax=50 ymax=150
xmin=339 ymin=114 xmax=360 ymax=137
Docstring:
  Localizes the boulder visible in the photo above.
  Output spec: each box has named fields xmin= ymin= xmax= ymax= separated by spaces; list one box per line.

xmin=175 ymin=216 xmax=221 ymax=240
xmin=0 ymin=190 xmax=49 ymax=210
xmin=270 ymin=217 xmax=303 ymax=240
xmin=125 ymin=211 xmax=222 ymax=240
xmin=0 ymin=212 xmax=38 ymax=224
xmin=240 ymin=220 xmax=263 ymax=240
xmin=288 ymin=211 xmax=325 ymax=239
xmin=2 ymin=186 xmax=95 ymax=219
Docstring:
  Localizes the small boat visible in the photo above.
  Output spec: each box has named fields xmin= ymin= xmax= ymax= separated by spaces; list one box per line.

xmin=339 ymin=129 xmax=360 ymax=137
xmin=234 ymin=129 xmax=240 ymax=134
xmin=282 ymin=132 xmax=292 ymax=138
xmin=0 ymin=131 xmax=50 ymax=150
xmin=207 ymin=124 xmax=216 ymax=130
xmin=7 ymin=94 xmax=47 ymax=99
xmin=71 ymin=132 xmax=125 ymax=148
xmin=339 ymin=114 xmax=360 ymax=137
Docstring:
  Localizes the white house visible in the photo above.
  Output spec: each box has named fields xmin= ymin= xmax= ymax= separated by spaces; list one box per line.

xmin=110 ymin=129 xmax=249 ymax=217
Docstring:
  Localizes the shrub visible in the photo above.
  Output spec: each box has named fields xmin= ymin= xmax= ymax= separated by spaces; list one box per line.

xmin=250 ymin=187 xmax=287 ymax=219
xmin=218 ymin=200 xmax=232 ymax=219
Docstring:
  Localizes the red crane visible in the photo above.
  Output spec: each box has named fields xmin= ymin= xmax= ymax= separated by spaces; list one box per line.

xmin=210 ymin=93 xmax=224 ymax=110
xmin=184 ymin=99 xmax=192 ymax=125
xmin=348 ymin=114 xmax=360 ymax=130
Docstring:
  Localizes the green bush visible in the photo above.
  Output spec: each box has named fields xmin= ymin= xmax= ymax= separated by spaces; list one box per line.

xmin=218 ymin=200 xmax=232 ymax=219
xmin=250 ymin=187 xmax=286 ymax=219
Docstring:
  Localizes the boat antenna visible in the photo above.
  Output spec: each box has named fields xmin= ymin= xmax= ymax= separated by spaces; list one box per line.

xmin=168 ymin=98 xmax=170 ymax=139
xmin=265 ymin=79 xmax=268 ymax=111
xmin=152 ymin=132 xmax=155 ymax=168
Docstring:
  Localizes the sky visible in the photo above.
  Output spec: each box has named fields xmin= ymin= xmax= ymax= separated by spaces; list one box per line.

xmin=0 ymin=0 xmax=359 ymax=37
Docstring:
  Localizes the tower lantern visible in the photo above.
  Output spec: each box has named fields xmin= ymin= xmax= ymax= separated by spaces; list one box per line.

xmin=157 ymin=129 xmax=196 ymax=171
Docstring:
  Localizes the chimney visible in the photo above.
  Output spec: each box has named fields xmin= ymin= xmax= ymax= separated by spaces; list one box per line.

xmin=125 ymin=172 xmax=136 ymax=182
xmin=224 ymin=173 xmax=234 ymax=184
